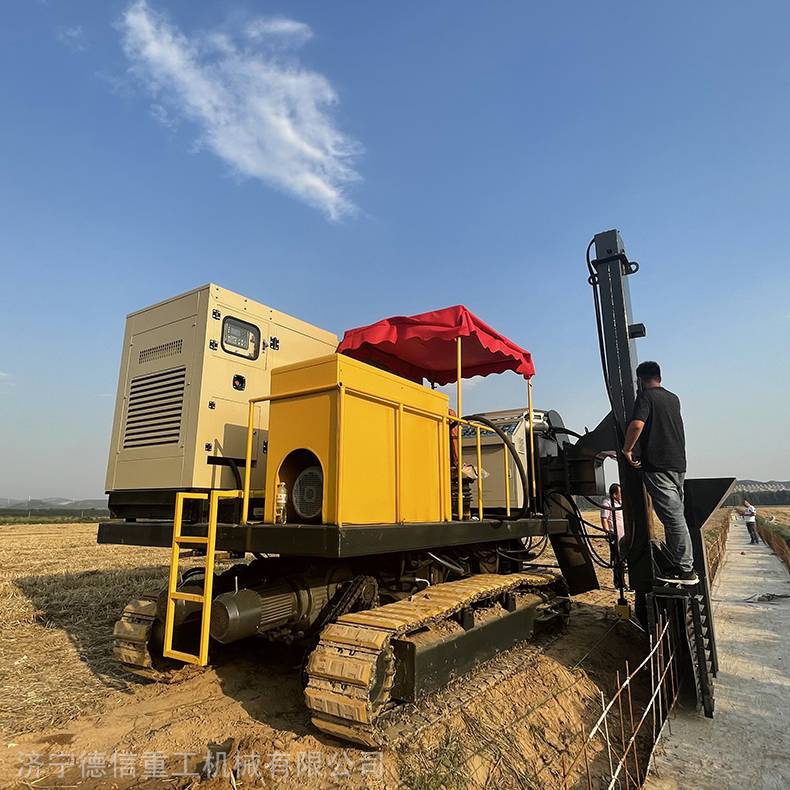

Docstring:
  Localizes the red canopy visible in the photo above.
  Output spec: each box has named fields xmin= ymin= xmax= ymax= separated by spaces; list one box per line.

xmin=337 ymin=305 xmax=535 ymax=385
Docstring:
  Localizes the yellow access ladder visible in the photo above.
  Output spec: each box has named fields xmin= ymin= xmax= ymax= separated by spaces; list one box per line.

xmin=163 ymin=489 xmax=242 ymax=666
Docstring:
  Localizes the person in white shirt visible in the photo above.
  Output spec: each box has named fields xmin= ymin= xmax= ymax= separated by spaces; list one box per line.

xmin=741 ymin=499 xmax=760 ymax=545
xmin=601 ymin=483 xmax=625 ymax=546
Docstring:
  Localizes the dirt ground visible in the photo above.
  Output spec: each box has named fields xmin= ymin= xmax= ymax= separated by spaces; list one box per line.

xmin=1 ymin=521 xmax=653 ymax=789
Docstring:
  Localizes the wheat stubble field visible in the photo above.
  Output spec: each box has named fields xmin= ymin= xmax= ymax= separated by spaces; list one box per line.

xmin=0 ymin=509 xmax=747 ymax=789
xmin=0 ymin=519 xmax=656 ymax=789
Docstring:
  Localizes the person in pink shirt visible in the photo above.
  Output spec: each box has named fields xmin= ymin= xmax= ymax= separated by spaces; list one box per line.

xmin=600 ymin=483 xmax=624 ymax=542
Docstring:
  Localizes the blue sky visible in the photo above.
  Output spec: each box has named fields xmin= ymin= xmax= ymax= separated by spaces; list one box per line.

xmin=1 ymin=1 xmax=788 ymax=499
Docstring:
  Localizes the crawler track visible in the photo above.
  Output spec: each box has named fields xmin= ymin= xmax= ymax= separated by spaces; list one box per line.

xmin=304 ymin=571 xmax=566 ymax=746
xmin=112 ymin=596 xmax=159 ymax=669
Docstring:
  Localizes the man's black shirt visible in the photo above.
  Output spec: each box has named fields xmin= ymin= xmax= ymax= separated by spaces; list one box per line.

xmin=630 ymin=386 xmax=687 ymax=472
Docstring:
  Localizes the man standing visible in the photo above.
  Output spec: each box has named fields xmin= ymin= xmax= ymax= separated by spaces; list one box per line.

xmin=741 ymin=499 xmax=759 ymax=544
xmin=622 ymin=361 xmax=698 ymax=585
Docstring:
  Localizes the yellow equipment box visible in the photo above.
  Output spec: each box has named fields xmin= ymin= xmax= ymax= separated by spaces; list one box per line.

xmin=263 ymin=354 xmax=451 ymax=525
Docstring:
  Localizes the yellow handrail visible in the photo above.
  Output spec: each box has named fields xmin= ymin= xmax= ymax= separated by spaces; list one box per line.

xmin=456 ymin=337 xmax=463 ymax=521
xmin=476 ymin=425 xmax=483 ymax=521
xmin=528 ymin=379 xmax=537 ymax=502
xmin=441 ymin=415 xmax=450 ymax=520
xmin=447 ymin=415 xmax=503 ymax=520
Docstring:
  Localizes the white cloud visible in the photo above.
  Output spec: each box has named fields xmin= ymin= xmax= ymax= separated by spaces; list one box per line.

xmin=437 ymin=376 xmax=484 ymax=394
xmin=119 ymin=1 xmax=361 ymax=220
xmin=57 ymin=25 xmax=87 ymax=52
xmin=245 ymin=18 xmax=313 ymax=47
xmin=149 ymin=101 xmax=176 ymax=129
xmin=0 ymin=371 xmax=13 ymax=395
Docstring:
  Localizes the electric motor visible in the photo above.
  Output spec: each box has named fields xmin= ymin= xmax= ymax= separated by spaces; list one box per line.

xmin=210 ymin=567 xmax=349 ymax=644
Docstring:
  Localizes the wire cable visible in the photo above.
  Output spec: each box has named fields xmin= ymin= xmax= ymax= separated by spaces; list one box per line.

xmin=547 ymin=491 xmax=613 ymax=569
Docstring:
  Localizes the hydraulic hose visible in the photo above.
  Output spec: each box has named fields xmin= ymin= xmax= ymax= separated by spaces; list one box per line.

xmin=426 ymin=550 xmax=467 ymax=576
xmin=463 ymin=412 xmax=531 ymax=520
xmin=228 ymin=458 xmax=243 ymax=491
xmin=547 ymin=491 xmax=613 ymax=569
xmin=549 ymin=426 xmax=585 ymax=441
xmin=496 ymin=547 xmax=559 ymax=568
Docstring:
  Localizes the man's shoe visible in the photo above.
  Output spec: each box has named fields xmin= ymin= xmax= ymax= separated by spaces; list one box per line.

xmin=656 ymin=568 xmax=699 ymax=586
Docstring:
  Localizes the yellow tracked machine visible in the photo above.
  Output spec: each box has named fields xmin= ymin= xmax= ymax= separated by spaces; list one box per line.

xmin=102 ymin=232 xmax=737 ymax=741
xmin=100 ymin=284 xmax=607 ymax=745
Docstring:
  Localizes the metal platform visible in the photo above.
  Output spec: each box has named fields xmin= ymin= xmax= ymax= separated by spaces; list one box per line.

xmin=97 ymin=516 xmax=570 ymax=558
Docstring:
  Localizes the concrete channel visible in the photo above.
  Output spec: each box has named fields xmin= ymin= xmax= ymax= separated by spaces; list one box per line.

xmin=646 ymin=517 xmax=790 ymax=790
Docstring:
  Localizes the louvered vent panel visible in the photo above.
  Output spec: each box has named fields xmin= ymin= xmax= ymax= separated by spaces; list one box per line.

xmin=139 ymin=339 xmax=183 ymax=365
xmin=123 ymin=366 xmax=186 ymax=449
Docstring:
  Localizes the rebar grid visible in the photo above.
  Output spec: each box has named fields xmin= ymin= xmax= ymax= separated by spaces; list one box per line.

xmin=405 ymin=519 xmax=729 ymax=789
xmin=559 ymin=616 xmax=679 ymax=789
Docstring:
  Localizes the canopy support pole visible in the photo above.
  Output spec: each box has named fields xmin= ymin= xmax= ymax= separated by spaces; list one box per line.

xmin=528 ymin=379 xmax=537 ymax=508
xmin=456 ymin=337 xmax=463 ymax=520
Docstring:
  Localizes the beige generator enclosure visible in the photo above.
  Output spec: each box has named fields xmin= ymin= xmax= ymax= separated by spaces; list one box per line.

xmin=461 ymin=407 xmax=550 ymax=511
xmin=105 ymin=284 xmax=337 ymax=519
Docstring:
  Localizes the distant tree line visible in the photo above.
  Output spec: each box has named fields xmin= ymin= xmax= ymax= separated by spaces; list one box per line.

xmin=0 ymin=507 xmax=110 ymax=517
xmin=724 ymin=490 xmax=790 ymax=506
